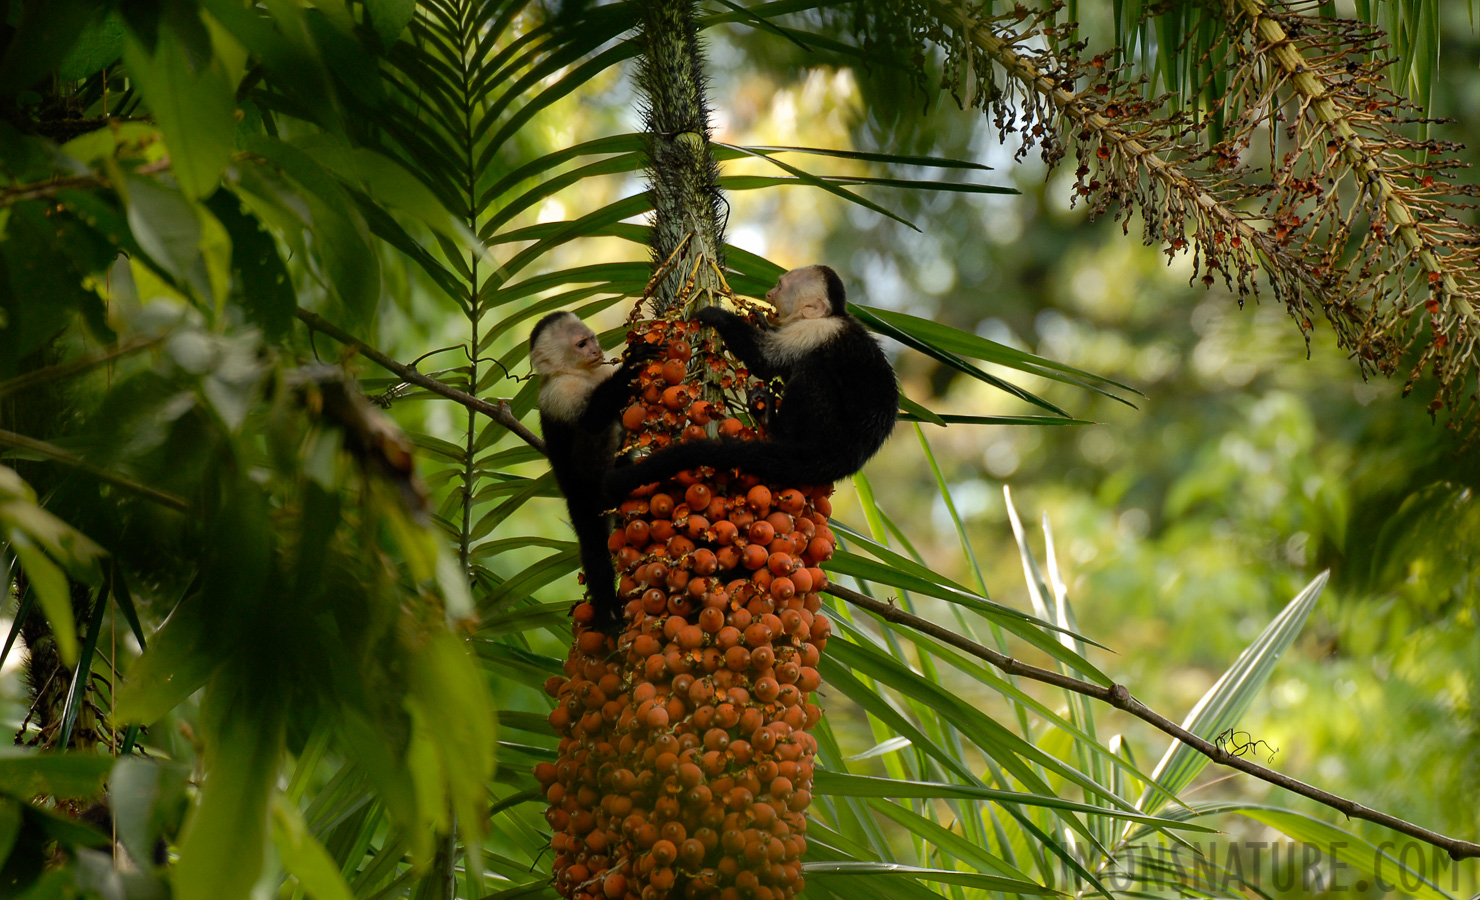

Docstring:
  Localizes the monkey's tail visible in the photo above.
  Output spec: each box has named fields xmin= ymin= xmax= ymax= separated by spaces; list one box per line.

xmin=605 ymin=438 xmax=846 ymax=499
xmin=570 ymin=503 xmax=623 ymax=634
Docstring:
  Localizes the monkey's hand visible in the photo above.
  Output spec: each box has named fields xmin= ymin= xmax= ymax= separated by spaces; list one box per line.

xmin=616 ymin=340 xmax=663 ymax=378
xmin=622 ymin=339 xmax=664 ymax=365
xmin=747 ymin=383 xmax=776 ymax=431
xmin=694 ymin=306 xmax=731 ymax=328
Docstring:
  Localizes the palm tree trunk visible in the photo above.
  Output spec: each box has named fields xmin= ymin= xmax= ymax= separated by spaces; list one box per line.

xmin=636 ymin=0 xmax=726 ymax=314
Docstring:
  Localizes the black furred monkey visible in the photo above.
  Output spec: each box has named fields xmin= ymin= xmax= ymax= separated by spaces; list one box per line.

xmin=604 ymin=265 xmax=897 ymax=497
xmin=531 ymin=312 xmax=658 ymax=633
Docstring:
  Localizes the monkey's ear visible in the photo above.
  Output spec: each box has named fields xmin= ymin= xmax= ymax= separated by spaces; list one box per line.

xmin=797 ymin=292 xmax=830 ymax=319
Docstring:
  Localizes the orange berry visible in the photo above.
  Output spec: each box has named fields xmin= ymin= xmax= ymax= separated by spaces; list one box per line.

xmin=622 ymin=404 xmax=646 ymax=430
xmin=804 ymin=537 xmax=833 ymax=563
xmin=746 ymin=485 xmax=772 ymax=512
xmin=765 ymin=511 xmax=794 ymax=535
xmin=662 ymin=385 xmax=688 ymax=410
xmin=662 ymin=359 xmax=687 ymax=385
xmin=777 ymin=489 xmax=805 ymax=515
xmin=719 ymin=417 xmax=744 ymax=436
xmin=692 ymin=548 xmax=718 ymax=575
xmin=789 ymin=568 xmax=813 ymax=594
xmin=685 ymin=483 xmax=712 ymax=509
xmin=748 ymin=521 xmax=775 ymax=545
xmin=724 ymin=646 xmax=751 ymax=671
xmin=742 ymin=544 xmax=768 ymax=570
xmin=698 ymin=607 xmax=724 ymax=633
xmin=750 ymin=645 xmax=774 ymax=669
xmin=767 ymin=552 xmax=794 ymax=575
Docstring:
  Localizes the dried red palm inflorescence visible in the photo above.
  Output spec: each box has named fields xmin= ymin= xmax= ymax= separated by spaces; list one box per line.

xmin=539 ymin=316 xmax=833 ymax=900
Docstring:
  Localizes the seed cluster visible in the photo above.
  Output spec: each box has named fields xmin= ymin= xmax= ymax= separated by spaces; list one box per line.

xmin=539 ymin=318 xmax=835 ymax=900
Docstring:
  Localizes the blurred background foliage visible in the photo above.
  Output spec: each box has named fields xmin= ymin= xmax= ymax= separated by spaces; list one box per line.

xmin=0 ymin=0 xmax=1475 ymax=897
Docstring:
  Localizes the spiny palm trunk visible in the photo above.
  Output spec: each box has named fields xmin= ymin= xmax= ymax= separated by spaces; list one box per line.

xmin=636 ymin=0 xmax=726 ymax=314
xmin=537 ymin=3 xmax=832 ymax=899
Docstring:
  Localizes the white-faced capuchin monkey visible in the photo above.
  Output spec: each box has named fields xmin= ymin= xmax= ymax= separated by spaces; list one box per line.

xmin=604 ymin=265 xmax=897 ymax=498
xmin=531 ymin=312 xmax=657 ymax=633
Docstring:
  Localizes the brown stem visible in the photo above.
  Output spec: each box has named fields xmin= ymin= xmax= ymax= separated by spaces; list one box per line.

xmin=823 ymin=582 xmax=1480 ymax=861
xmin=1235 ymin=0 xmax=1472 ymax=320
xmin=294 ymin=309 xmax=545 ymax=455
xmin=0 ymin=335 xmax=163 ymax=400
xmin=0 ymin=160 xmax=172 ymax=209
xmin=925 ymin=0 xmax=1293 ymax=285
xmin=0 ymin=429 xmax=189 ymax=512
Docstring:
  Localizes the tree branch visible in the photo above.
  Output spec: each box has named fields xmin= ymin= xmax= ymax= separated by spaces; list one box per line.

xmin=0 ymin=335 xmax=163 ymax=400
xmin=823 ymin=582 xmax=1480 ymax=861
xmin=0 ymin=429 xmax=189 ymax=512
xmin=294 ymin=309 xmax=545 ymax=455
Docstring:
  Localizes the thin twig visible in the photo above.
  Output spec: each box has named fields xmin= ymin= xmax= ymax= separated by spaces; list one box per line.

xmin=0 ymin=335 xmax=163 ymax=400
xmin=294 ymin=309 xmax=546 ymax=455
xmin=0 ymin=159 xmax=172 ymax=209
xmin=0 ymin=429 xmax=189 ymax=512
xmin=823 ymin=582 xmax=1480 ymax=861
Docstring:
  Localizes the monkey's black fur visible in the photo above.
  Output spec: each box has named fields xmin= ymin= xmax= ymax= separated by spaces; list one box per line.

xmin=534 ymin=314 xmax=656 ymax=634
xmin=604 ymin=270 xmax=897 ymax=495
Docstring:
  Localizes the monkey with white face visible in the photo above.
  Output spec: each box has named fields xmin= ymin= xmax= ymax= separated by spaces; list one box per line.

xmin=531 ymin=312 xmax=657 ymax=633
xmin=604 ymin=265 xmax=897 ymax=498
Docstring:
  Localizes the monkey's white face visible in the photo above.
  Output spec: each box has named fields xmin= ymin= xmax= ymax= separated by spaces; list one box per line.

xmin=532 ymin=316 xmax=605 ymax=376
xmin=567 ymin=324 xmax=604 ymax=367
xmin=766 ymin=267 xmax=828 ymax=325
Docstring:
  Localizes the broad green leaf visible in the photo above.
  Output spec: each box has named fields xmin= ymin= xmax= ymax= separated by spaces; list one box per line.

xmin=241 ymin=139 xmax=380 ymax=322
xmin=1238 ymin=807 xmax=1458 ymax=900
xmin=6 ymin=536 xmax=78 ymax=667
xmin=851 ymin=306 xmax=1071 ymax=417
xmin=365 ymin=0 xmax=416 ymax=46
xmin=272 ymin=793 xmax=356 ymax=900
xmin=0 ymin=749 xmax=113 ymax=798
xmin=861 ymin=305 xmax=1141 ymax=401
xmin=173 ymin=677 xmax=285 ymax=900
xmin=115 ymin=590 xmax=220 ymax=724
xmin=717 ymin=143 xmax=993 ymax=171
xmin=480 ymin=549 xmax=579 ymax=615
xmin=815 ymin=772 xmax=1214 ymax=832
xmin=206 ymin=191 xmax=295 ymax=340
xmin=406 ymin=631 xmax=496 ymax=876
xmin=122 ymin=176 xmax=205 ymax=287
xmin=0 ymin=0 xmax=99 ymax=92
xmin=111 ymin=758 xmax=190 ymax=872
xmin=0 ymin=797 xmax=19 ymax=865
xmin=121 ymin=22 xmax=237 ymax=199
xmin=58 ymin=12 xmax=125 ymax=80
xmin=802 ymin=860 xmax=1057 ymax=894
xmin=1140 ymin=572 xmax=1328 ymax=813
xmin=867 ymin=798 xmax=1039 ymax=882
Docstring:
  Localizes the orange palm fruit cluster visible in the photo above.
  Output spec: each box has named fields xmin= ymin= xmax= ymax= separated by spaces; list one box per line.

xmin=538 ymin=316 xmax=837 ymax=900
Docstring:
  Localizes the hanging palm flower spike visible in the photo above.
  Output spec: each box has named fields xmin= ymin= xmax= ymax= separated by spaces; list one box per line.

xmin=538 ymin=256 xmax=830 ymax=900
